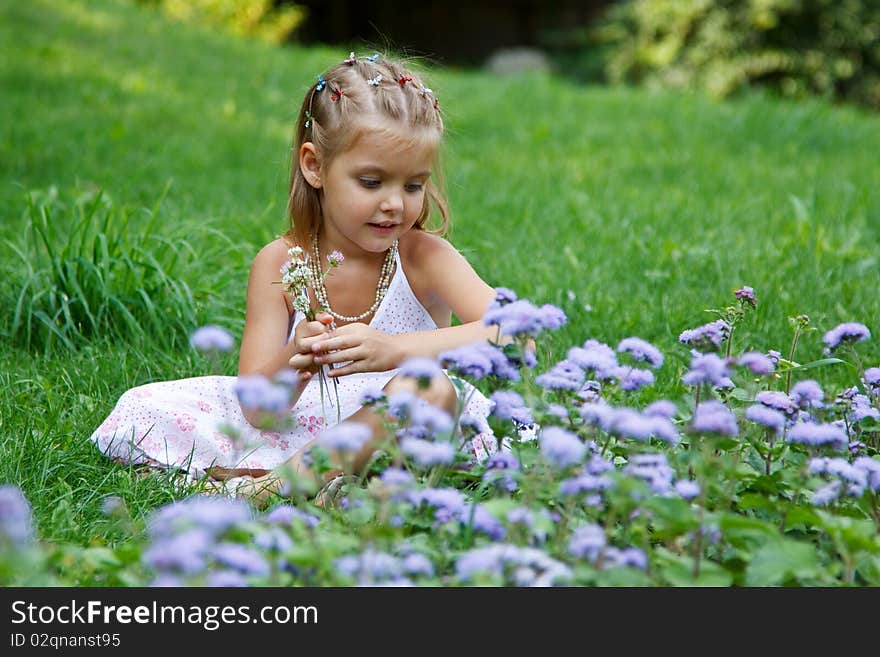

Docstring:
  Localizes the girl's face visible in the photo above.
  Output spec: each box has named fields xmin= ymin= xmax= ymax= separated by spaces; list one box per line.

xmin=315 ymin=126 xmax=434 ymax=256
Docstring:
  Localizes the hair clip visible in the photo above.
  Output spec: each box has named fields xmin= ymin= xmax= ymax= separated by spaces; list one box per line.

xmin=330 ymin=85 xmax=344 ymax=101
xmin=419 ymin=85 xmax=433 ymax=96
xmin=304 ymin=110 xmax=315 ymax=128
xmin=367 ymin=74 xmax=383 ymax=86
xmin=315 ymin=75 xmax=326 ymax=92
xmin=365 ymin=53 xmax=380 ymax=62
xmin=343 ymin=52 xmax=356 ymax=65
xmin=398 ymin=75 xmax=412 ymax=87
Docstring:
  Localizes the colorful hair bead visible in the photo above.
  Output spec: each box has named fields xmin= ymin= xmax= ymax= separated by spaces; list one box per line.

xmin=330 ymin=85 xmax=344 ymax=101
xmin=315 ymin=75 xmax=326 ymax=91
xmin=367 ymin=74 xmax=383 ymax=87
xmin=398 ymin=75 xmax=413 ymax=86
xmin=343 ymin=52 xmax=356 ymax=65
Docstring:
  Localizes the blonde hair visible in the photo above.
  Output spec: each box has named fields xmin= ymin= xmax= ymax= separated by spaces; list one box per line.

xmin=285 ymin=54 xmax=449 ymax=249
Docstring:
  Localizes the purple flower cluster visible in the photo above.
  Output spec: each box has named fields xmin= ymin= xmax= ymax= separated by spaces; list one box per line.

xmin=400 ymin=438 xmax=456 ymax=467
xmin=790 ymin=380 xmax=824 ymax=409
xmin=786 ymin=422 xmax=848 ymax=450
xmin=455 ymin=544 xmax=572 ymax=586
xmin=568 ymin=340 xmax=618 ymax=379
xmin=439 ymin=341 xmax=520 ymax=381
xmin=691 ymin=401 xmax=738 ymax=436
xmin=808 ymin=456 xmax=880 ymax=504
xmin=738 ymin=351 xmax=775 ymax=375
xmin=489 ymin=390 xmax=534 ymax=426
xmin=580 ymin=402 xmax=680 ymax=446
xmin=234 ymin=375 xmax=291 ymax=413
xmin=539 ymin=427 xmax=587 ymax=468
xmin=679 ymin=319 xmax=730 ymax=352
xmin=483 ymin=452 xmax=521 ymax=492
xmin=617 ymin=337 xmax=664 ymax=368
xmin=863 ymin=367 xmax=880 ymax=395
xmin=0 ymin=485 xmax=33 ymax=547
xmin=682 ymin=352 xmax=733 ymax=388
xmin=755 ymin=390 xmax=797 ymax=416
xmin=483 ymin=298 xmax=567 ymax=338
xmin=319 ymin=421 xmax=372 ymax=453
xmin=398 ymin=356 xmax=443 ymax=383
xmin=535 ymin=359 xmax=584 ymax=391
xmin=822 ymin=322 xmax=871 ymax=351
xmin=611 ymin=366 xmax=655 ymax=391
xmin=734 ymin=286 xmax=757 ymax=307
xmin=744 ymin=404 xmax=787 ymax=434
xmin=189 ymin=325 xmax=234 ymax=352
xmin=623 ymin=453 xmax=676 ymax=494
xmin=335 ymin=549 xmax=428 ymax=586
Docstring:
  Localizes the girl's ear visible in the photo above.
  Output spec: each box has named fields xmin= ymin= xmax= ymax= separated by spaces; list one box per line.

xmin=299 ymin=142 xmax=322 ymax=189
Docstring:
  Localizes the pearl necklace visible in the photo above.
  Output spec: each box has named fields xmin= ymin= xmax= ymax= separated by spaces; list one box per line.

xmin=310 ymin=233 xmax=397 ymax=323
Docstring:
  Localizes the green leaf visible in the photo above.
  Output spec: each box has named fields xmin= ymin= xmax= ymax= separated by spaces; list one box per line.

xmin=788 ymin=357 xmax=846 ymax=372
xmin=654 ymin=549 xmax=734 ymax=586
xmin=745 ymin=538 xmax=822 ymax=586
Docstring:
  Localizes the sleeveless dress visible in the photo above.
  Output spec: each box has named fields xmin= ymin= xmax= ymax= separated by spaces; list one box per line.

xmin=89 ymin=250 xmax=498 ymax=477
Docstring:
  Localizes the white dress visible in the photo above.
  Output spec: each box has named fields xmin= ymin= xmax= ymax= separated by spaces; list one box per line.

xmin=89 ymin=250 xmax=497 ymax=476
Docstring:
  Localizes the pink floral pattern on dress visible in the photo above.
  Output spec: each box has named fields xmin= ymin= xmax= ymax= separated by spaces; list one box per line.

xmin=176 ymin=413 xmax=196 ymax=432
xmin=298 ymin=415 xmax=325 ymax=435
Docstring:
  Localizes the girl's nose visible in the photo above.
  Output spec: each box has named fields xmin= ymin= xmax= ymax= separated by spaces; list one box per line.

xmin=379 ymin=192 xmax=403 ymax=214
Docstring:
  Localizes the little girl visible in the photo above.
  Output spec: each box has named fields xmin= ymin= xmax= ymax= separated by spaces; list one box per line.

xmin=90 ymin=53 xmax=502 ymax=498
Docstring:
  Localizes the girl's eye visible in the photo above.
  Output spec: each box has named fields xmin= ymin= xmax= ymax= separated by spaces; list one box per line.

xmin=359 ymin=178 xmax=380 ymax=188
xmin=405 ymin=183 xmax=424 ymax=193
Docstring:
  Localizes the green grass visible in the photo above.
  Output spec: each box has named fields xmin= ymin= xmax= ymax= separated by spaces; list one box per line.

xmin=2 ymin=0 xmax=879 ymax=574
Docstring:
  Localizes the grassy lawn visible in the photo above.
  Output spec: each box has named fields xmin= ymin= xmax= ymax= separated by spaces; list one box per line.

xmin=2 ymin=0 xmax=879 ymax=580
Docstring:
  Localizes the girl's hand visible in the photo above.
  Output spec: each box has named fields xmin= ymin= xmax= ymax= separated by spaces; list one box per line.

xmin=289 ymin=312 xmax=334 ymax=374
xmin=310 ymin=323 xmax=401 ymax=376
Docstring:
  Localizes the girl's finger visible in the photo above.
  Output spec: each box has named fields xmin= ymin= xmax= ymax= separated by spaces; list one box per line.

xmin=298 ymin=332 xmax=330 ymax=353
xmin=311 ymin=335 xmax=353 ymax=353
xmin=315 ymin=346 xmax=360 ymax=365
xmin=288 ymin=353 xmax=314 ymax=369
xmin=326 ymin=361 xmax=358 ymax=377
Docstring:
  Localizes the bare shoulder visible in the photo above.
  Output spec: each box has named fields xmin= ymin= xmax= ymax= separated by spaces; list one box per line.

xmin=398 ymin=229 xmax=462 ymax=272
xmin=253 ymin=237 xmax=295 ymax=270
xmin=398 ymin=229 xmax=495 ymax=324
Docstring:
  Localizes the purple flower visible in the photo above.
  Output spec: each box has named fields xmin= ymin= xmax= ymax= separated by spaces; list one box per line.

xmin=624 ymin=453 xmax=675 ymax=493
xmin=484 ymin=299 xmax=565 ymax=338
xmin=790 ymin=380 xmax=824 ymax=409
xmin=692 ymin=401 xmax=738 ymax=436
xmin=143 ymin=529 xmax=213 ymax=575
xmin=823 ymin=322 xmax=870 ymax=350
xmin=0 ymin=485 xmax=33 ymax=546
xmin=539 ymin=427 xmax=587 ymax=468
xmin=811 ymin=480 xmax=842 ymax=506
xmin=319 ymin=421 xmax=372 ymax=453
xmin=408 ymin=487 xmax=467 ymax=522
xmin=402 ymin=553 xmax=434 ymax=577
xmin=738 ymin=351 xmax=775 ymax=375
xmin=491 ymin=287 xmax=518 ymax=307
xmin=468 ymin=504 xmax=507 ymax=540
xmin=359 ymin=386 xmax=386 ymax=406
xmin=456 ymin=544 xmax=572 ymax=586
xmin=604 ymin=547 xmax=648 ymax=570
xmin=326 ymin=250 xmax=344 ymax=266
xmin=148 ymin=495 xmax=253 ymax=539
xmin=398 ymin=357 xmax=443 ymax=382
xmin=787 ymin=422 xmax=848 ymax=450
xmin=675 ymin=479 xmax=700 ymax=500
xmin=679 ymin=319 xmax=730 ymax=352
xmin=189 ymin=325 xmax=234 ymax=352
xmin=744 ymin=404 xmax=787 ymax=434
xmin=767 ymin=350 xmax=782 ymax=364
xmin=536 ymin=359 xmax=584 ymax=391
xmin=264 ymin=504 xmax=319 ymax=528
xmin=755 ymin=390 xmax=797 ymax=416
xmin=734 ymin=286 xmax=756 ymax=307
xmin=234 ymin=375 xmax=290 ymax=413
xmin=682 ymin=353 xmax=732 ymax=388
xmin=617 ymin=337 xmax=664 ymax=368
xmin=568 ymin=524 xmax=606 ymax=560
xmin=213 ymin=543 xmax=270 ymax=576
xmin=440 ymin=341 xmax=520 ymax=381
xmin=490 ymin=391 xmax=527 ymax=420
xmin=863 ymin=367 xmax=880 ymax=393
xmin=559 ymin=472 xmax=614 ymax=496
xmin=612 ymin=366 xmax=655 ymax=391
xmin=400 ymin=438 xmax=456 ymax=467
xmin=644 ymin=400 xmax=677 ymax=419
xmin=568 ymin=340 xmax=618 ymax=377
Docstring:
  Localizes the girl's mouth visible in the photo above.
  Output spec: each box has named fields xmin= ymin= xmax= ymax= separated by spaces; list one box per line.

xmin=368 ymin=222 xmax=397 ymax=233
